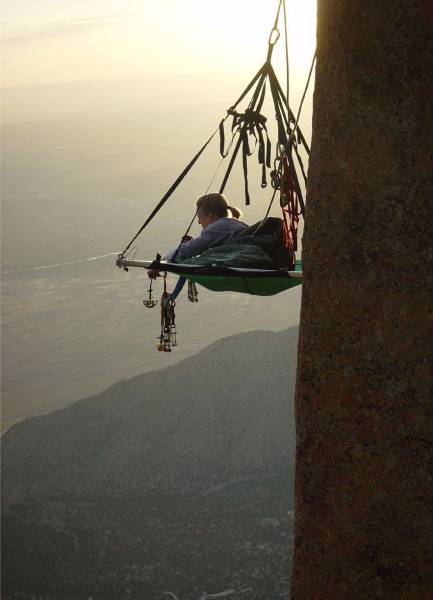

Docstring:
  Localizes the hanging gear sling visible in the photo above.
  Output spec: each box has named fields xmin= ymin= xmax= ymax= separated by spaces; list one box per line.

xmin=116 ymin=0 xmax=315 ymax=350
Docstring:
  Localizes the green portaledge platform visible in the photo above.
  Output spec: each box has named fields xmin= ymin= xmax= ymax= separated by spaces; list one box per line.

xmin=177 ymin=260 xmax=302 ymax=296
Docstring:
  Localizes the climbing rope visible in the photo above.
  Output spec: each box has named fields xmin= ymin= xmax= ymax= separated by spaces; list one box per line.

xmin=289 ymin=49 xmax=317 ymax=145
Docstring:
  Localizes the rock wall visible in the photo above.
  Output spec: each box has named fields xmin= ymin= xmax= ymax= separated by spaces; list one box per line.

xmin=292 ymin=1 xmax=432 ymax=598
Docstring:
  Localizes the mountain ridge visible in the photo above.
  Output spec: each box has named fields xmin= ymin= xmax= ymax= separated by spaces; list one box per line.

xmin=2 ymin=327 xmax=298 ymax=506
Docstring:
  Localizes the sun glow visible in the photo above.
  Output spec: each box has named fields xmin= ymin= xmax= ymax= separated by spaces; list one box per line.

xmin=2 ymin=0 xmax=316 ymax=125
xmin=2 ymin=1 xmax=316 ymax=83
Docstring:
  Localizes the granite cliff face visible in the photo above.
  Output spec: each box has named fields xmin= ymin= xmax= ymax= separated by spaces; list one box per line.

xmin=2 ymin=327 xmax=297 ymax=506
xmin=292 ymin=1 xmax=432 ymax=597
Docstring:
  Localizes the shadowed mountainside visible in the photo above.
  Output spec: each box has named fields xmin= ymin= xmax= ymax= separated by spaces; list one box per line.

xmin=2 ymin=327 xmax=298 ymax=599
xmin=2 ymin=327 xmax=298 ymax=506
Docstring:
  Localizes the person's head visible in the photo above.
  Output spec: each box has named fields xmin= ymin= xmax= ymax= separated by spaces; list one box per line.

xmin=195 ymin=193 xmax=242 ymax=229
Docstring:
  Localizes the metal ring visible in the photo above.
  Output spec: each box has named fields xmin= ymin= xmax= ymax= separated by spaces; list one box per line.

xmin=268 ymin=27 xmax=280 ymax=46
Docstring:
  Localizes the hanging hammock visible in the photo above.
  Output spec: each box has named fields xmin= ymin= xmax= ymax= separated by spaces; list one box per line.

xmin=116 ymin=0 xmax=315 ymax=352
xmin=121 ymin=257 xmax=302 ymax=296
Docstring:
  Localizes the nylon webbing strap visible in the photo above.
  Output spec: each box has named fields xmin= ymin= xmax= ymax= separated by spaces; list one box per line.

xmin=219 ymin=66 xmax=272 ymax=205
xmin=265 ymin=64 xmax=309 ymax=157
xmin=241 ymin=127 xmax=251 ymax=205
xmin=219 ymin=135 xmax=243 ymax=194
xmin=121 ymin=129 xmax=219 ymax=255
xmin=269 ymin=64 xmax=311 ymax=154
xmin=230 ymin=65 xmax=266 ymax=111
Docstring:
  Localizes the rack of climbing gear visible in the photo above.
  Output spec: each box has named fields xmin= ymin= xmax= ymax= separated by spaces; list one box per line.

xmin=156 ymin=274 xmax=177 ymax=352
xmin=187 ymin=280 xmax=199 ymax=303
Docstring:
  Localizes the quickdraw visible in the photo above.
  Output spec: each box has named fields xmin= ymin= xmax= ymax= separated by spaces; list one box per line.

xmin=157 ymin=274 xmax=177 ymax=352
xmin=143 ymin=278 xmax=158 ymax=308
xmin=187 ymin=280 xmax=199 ymax=303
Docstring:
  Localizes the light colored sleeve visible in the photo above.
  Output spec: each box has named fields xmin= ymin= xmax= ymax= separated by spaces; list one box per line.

xmin=164 ymin=228 xmax=222 ymax=261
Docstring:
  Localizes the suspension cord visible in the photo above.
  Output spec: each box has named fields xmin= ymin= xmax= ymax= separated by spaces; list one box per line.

xmin=119 ymin=64 xmax=269 ymax=258
xmin=171 ymin=0 xmax=285 ymax=263
xmin=266 ymin=0 xmax=284 ymax=63
xmin=289 ymin=49 xmax=317 ymax=144
xmin=282 ymin=0 xmax=290 ymax=125
xmin=120 ymin=124 xmax=223 ymax=256
xmin=120 ymin=0 xmax=312 ymax=262
xmin=171 ymin=209 xmax=199 ymax=262
xmin=207 ymin=134 xmax=236 ymax=194
xmin=171 ymin=133 xmax=236 ymax=262
xmin=273 ymin=0 xmax=284 ymax=28
xmin=253 ymin=186 xmax=279 ymax=237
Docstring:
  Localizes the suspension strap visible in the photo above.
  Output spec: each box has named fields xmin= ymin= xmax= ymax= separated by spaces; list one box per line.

xmin=289 ymin=50 xmax=317 ymax=147
xmin=268 ymin=63 xmax=311 ymax=154
xmin=119 ymin=0 xmax=312 ymax=258
xmin=120 ymin=129 xmax=220 ymax=256
xmin=266 ymin=0 xmax=284 ymax=64
xmin=219 ymin=135 xmax=243 ymax=194
xmin=120 ymin=63 xmax=272 ymax=257
xmin=241 ymin=127 xmax=252 ymax=205
xmin=219 ymin=83 xmax=272 ymax=205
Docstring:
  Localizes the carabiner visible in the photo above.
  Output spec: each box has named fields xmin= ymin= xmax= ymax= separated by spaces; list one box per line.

xmin=143 ymin=279 xmax=158 ymax=308
xmin=268 ymin=27 xmax=280 ymax=47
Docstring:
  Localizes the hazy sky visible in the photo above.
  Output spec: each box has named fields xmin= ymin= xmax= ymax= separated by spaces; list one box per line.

xmin=2 ymin=1 xmax=316 ymax=425
xmin=2 ymin=1 xmax=316 ymax=125
xmin=2 ymin=0 xmax=316 ymax=86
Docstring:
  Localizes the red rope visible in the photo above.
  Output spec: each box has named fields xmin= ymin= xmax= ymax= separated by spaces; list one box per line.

xmin=280 ymin=156 xmax=301 ymax=268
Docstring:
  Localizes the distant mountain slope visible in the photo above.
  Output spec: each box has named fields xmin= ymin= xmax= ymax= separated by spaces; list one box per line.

xmin=2 ymin=327 xmax=298 ymax=506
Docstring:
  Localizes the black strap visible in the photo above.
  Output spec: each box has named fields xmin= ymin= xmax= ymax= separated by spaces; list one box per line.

xmin=241 ymin=128 xmax=251 ymax=205
xmin=121 ymin=129 xmax=219 ymax=255
xmin=248 ymin=72 xmax=267 ymax=111
xmin=219 ymin=135 xmax=243 ymax=194
xmin=230 ymin=64 xmax=266 ymax=113
xmin=256 ymin=80 xmax=267 ymax=114
xmin=270 ymin=65 xmax=311 ymax=154
xmin=257 ymin=125 xmax=266 ymax=186
xmin=120 ymin=0 xmax=311 ymax=255
xmin=219 ymin=120 xmax=226 ymax=157
xmin=268 ymin=69 xmax=288 ymax=147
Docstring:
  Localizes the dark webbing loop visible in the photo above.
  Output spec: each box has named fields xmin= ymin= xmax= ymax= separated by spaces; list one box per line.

xmin=219 ymin=135 xmax=243 ymax=194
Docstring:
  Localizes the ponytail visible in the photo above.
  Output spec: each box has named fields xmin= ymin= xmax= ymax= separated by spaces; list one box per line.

xmin=227 ymin=205 xmax=242 ymax=219
xmin=196 ymin=193 xmax=242 ymax=220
